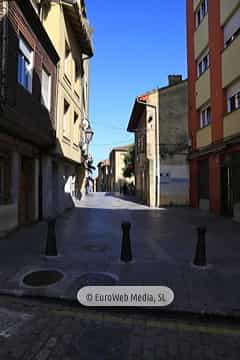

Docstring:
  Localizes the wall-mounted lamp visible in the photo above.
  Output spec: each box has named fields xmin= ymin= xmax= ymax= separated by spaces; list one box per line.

xmin=85 ymin=125 xmax=94 ymax=144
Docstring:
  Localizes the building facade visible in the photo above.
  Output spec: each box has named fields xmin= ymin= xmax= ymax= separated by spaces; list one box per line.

xmin=32 ymin=0 xmax=93 ymax=216
xmin=96 ymin=160 xmax=110 ymax=192
xmin=187 ymin=0 xmax=240 ymax=219
xmin=127 ymin=76 xmax=189 ymax=207
xmin=0 ymin=0 xmax=59 ymax=234
xmin=109 ymin=145 xmax=134 ymax=193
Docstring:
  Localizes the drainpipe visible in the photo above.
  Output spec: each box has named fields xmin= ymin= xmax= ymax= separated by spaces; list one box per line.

xmin=0 ymin=0 xmax=8 ymax=105
xmin=136 ymin=98 xmax=160 ymax=208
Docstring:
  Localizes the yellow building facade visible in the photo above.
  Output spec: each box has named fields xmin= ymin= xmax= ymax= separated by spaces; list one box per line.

xmin=32 ymin=0 xmax=93 ymax=215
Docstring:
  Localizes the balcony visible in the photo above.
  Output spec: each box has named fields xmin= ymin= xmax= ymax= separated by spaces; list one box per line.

xmin=223 ymin=108 xmax=240 ymax=138
xmin=222 ymin=34 xmax=240 ymax=89
xmin=63 ymin=2 xmax=93 ymax=57
xmin=195 ymin=68 xmax=210 ymax=109
xmin=196 ymin=125 xmax=212 ymax=149
xmin=194 ymin=14 xmax=209 ymax=59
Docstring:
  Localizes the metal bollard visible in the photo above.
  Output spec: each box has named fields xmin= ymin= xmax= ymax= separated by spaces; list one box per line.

xmin=193 ymin=226 xmax=207 ymax=266
xmin=121 ymin=221 xmax=132 ymax=262
xmin=45 ymin=218 xmax=58 ymax=256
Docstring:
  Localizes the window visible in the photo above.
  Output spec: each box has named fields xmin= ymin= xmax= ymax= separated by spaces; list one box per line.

xmin=75 ymin=61 xmax=81 ymax=82
xmin=227 ymin=81 xmax=240 ymax=113
xmin=228 ymin=92 xmax=240 ymax=112
xmin=63 ymin=100 xmax=70 ymax=135
xmin=64 ymin=41 xmax=71 ymax=80
xmin=200 ymin=106 xmax=211 ymax=128
xmin=74 ymin=61 xmax=81 ymax=95
xmin=17 ymin=36 xmax=33 ymax=93
xmin=196 ymin=0 xmax=208 ymax=28
xmin=224 ymin=7 xmax=240 ymax=47
xmin=136 ymin=134 xmax=145 ymax=154
xmin=74 ymin=112 xmax=78 ymax=124
xmin=41 ymin=68 xmax=51 ymax=110
xmin=73 ymin=112 xmax=79 ymax=145
xmin=197 ymin=50 xmax=210 ymax=77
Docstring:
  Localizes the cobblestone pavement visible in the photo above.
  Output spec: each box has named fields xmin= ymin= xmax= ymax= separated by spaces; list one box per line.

xmin=0 ymin=295 xmax=240 ymax=360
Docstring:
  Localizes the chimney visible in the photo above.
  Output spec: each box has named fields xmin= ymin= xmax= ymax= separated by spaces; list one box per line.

xmin=168 ymin=75 xmax=183 ymax=86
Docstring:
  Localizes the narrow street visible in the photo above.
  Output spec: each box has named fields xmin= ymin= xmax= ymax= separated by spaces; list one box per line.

xmin=0 ymin=193 xmax=240 ymax=315
xmin=0 ymin=194 xmax=240 ymax=357
xmin=1 ymin=0 xmax=240 ymax=358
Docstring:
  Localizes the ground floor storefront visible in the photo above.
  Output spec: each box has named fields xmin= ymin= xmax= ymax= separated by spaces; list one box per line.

xmin=0 ymin=135 xmax=39 ymax=235
xmin=190 ymin=144 xmax=240 ymax=220
xmin=0 ymin=134 xmax=86 ymax=235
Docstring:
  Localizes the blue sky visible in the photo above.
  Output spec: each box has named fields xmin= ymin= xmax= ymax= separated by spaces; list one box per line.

xmin=86 ymin=0 xmax=187 ymax=173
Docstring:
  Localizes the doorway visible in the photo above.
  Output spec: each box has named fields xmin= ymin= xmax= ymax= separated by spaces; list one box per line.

xmin=221 ymin=152 xmax=240 ymax=216
xmin=198 ymin=159 xmax=209 ymax=210
xmin=19 ymin=157 xmax=35 ymax=225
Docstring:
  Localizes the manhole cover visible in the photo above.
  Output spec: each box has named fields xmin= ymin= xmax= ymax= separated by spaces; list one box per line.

xmin=82 ymin=244 xmax=109 ymax=252
xmin=22 ymin=270 xmax=63 ymax=287
xmin=77 ymin=272 xmax=118 ymax=287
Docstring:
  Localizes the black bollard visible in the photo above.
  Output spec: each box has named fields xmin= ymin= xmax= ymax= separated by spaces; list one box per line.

xmin=193 ymin=226 xmax=207 ymax=266
xmin=45 ymin=218 xmax=58 ymax=256
xmin=121 ymin=221 xmax=132 ymax=262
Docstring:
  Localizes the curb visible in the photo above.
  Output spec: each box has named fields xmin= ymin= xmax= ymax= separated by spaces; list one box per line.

xmin=1 ymin=289 xmax=240 ymax=323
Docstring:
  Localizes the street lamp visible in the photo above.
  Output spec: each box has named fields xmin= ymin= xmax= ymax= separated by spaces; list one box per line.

xmin=85 ymin=125 xmax=94 ymax=144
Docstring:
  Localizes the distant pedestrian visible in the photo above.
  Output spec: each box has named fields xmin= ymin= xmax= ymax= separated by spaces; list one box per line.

xmin=85 ymin=178 xmax=90 ymax=195
xmin=129 ymin=182 xmax=135 ymax=195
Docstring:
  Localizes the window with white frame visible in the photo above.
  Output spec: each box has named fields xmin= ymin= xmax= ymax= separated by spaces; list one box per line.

xmin=224 ymin=7 xmax=240 ymax=47
xmin=17 ymin=36 xmax=33 ymax=93
xmin=200 ymin=105 xmax=211 ymax=128
xmin=41 ymin=68 xmax=51 ymax=110
xmin=196 ymin=0 xmax=208 ymax=28
xmin=227 ymin=81 xmax=240 ymax=113
xmin=197 ymin=49 xmax=210 ymax=77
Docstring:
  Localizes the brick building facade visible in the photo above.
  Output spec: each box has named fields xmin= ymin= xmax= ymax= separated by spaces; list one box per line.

xmin=187 ymin=0 xmax=240 ymax=219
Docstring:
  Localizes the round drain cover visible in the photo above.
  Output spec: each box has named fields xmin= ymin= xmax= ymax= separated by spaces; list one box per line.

xmin=23 ymin=270 xmax=63 ymax=287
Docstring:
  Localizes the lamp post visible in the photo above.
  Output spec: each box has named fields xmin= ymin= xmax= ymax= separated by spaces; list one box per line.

xmin=85 ymin=125 xmax=94 ymax=145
